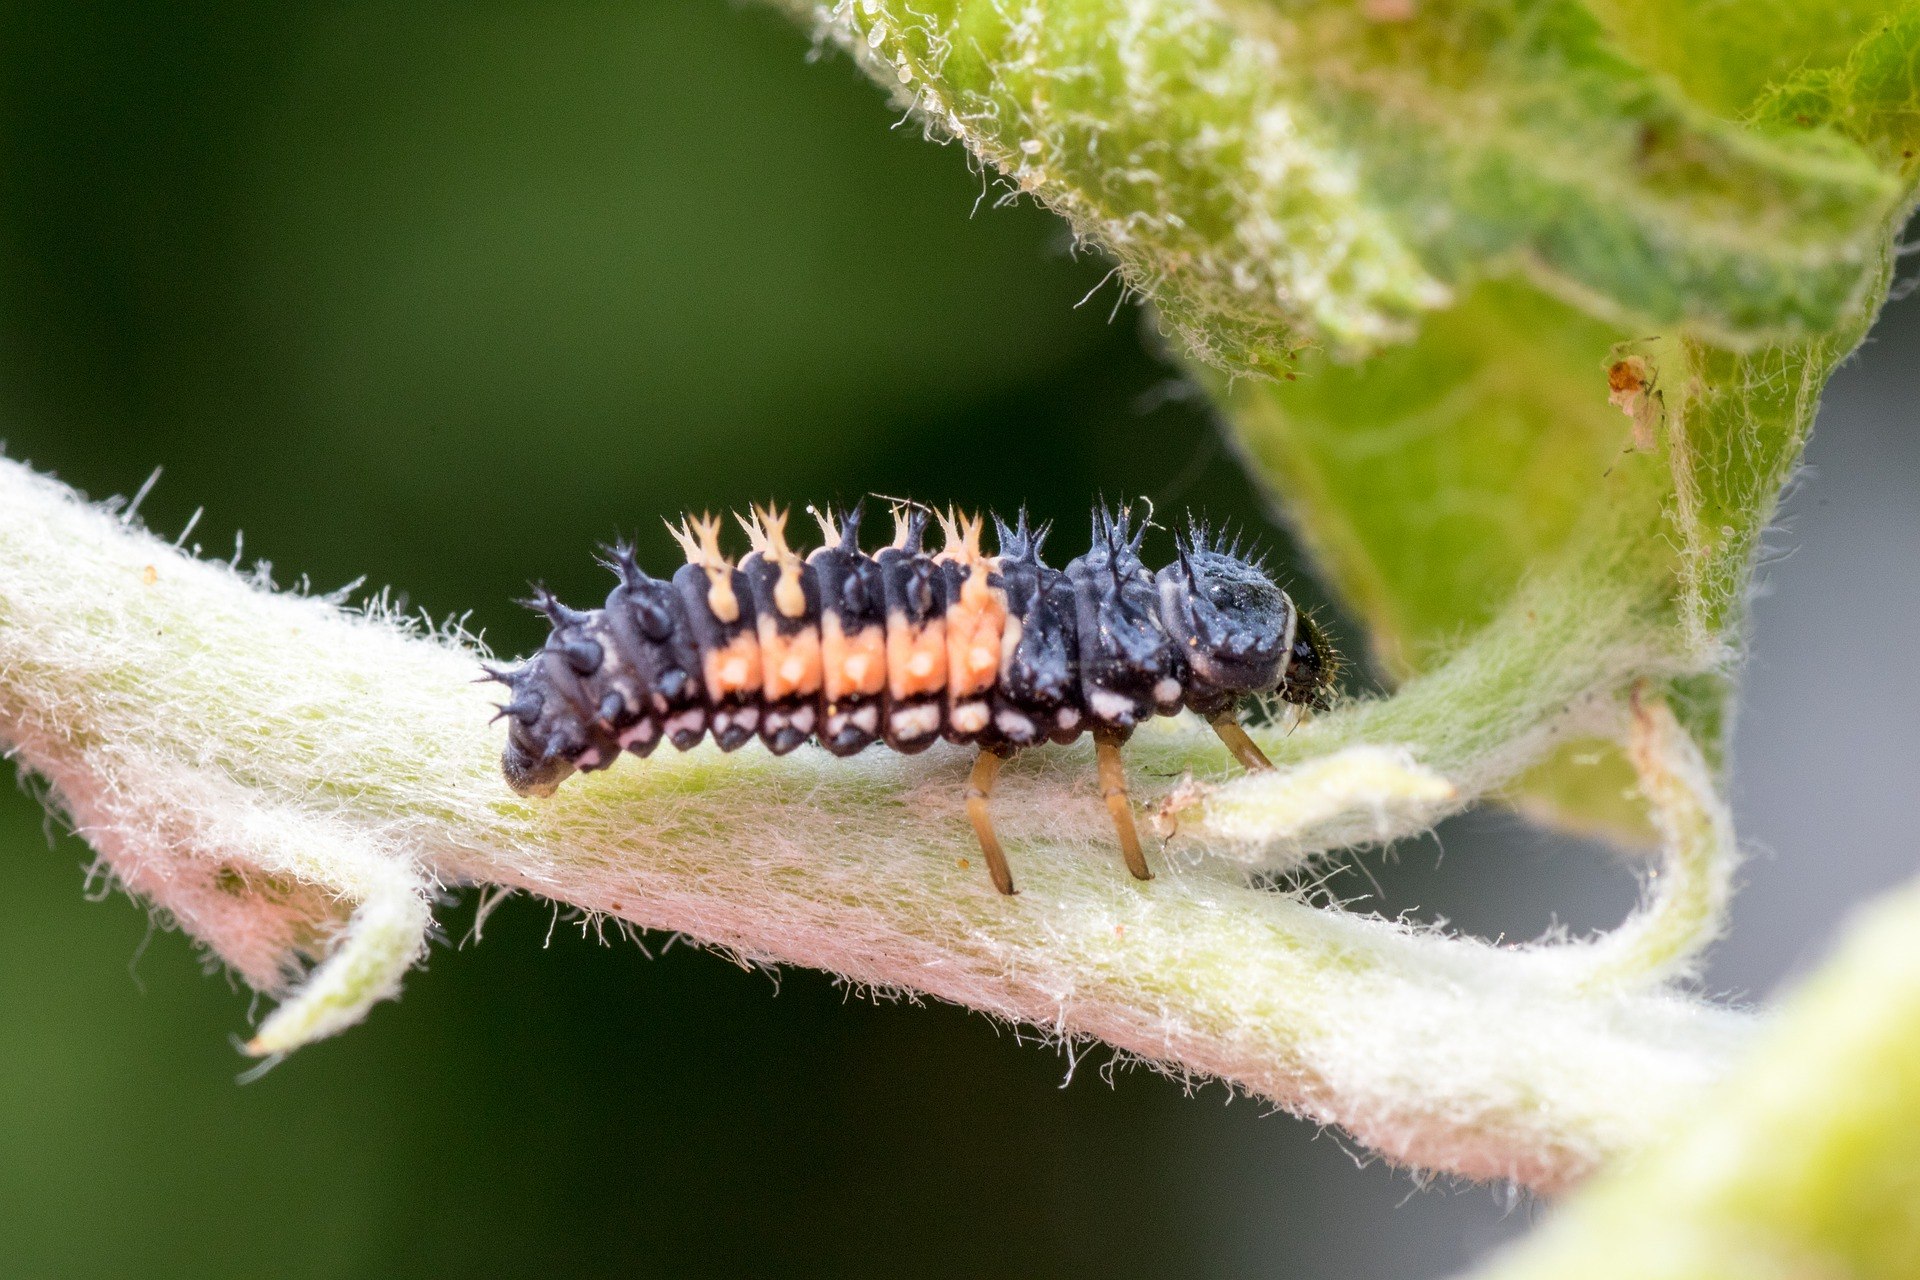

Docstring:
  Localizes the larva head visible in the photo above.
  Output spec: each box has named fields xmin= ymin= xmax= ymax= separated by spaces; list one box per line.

xmin=1280 ymin=610 xmax=1337 ymax=713
xmin=500 ymin=715 xmax=577 ymax=796
xmin=492 ymin=653 xmax=583 ymax=797
xmin=1156 ymin=522 xmax=1332 ymax=713
xmin=490 ymin=586 xmax=612 ymax=796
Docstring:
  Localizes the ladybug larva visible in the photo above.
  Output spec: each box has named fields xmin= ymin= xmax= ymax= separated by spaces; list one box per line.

xmin=486 ymin=502 xmax=1335 ymax=894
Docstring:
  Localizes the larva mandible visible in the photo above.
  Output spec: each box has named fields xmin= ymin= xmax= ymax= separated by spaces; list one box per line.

xmin=485 ymin=501 xmax=1335 ymax=894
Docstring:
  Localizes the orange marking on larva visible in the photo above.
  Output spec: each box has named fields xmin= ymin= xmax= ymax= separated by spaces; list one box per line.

xmin=945 ymin=574 xmax=1007 ymax=701
xmin=821 ymin=614 xmax=887 ymax=700
xmin=887 ymin=614 xmax=948 ymax=699
xmin=758 ymin=621 xmax=823 ymax=700
xmin=935 ymin=509 xmax=986 ymax=566
xmin=701 ymin=630 xmax=763 ymax=698
xmin=739 ymin=505 xmax=808 ymax=618
xmin=931 ymin=514 xmax=1003 ymax=701
xmin=887 ymin=502 xmax=919 ymax=550
xmin=808 ymin=504 xmax=842 ymax=548
xmin=774 ymin=564 xmax=805 ymax=617
xmin=669 ymin=512 xmax=740 ymax=623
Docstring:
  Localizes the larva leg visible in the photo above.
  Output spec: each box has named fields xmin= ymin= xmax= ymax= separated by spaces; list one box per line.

xmin=1209 ymin=712 xmax=1274 ymax=772
xmin=1095 ymin=733 xmax=1152 ymax=881
xmin=966 ymin=749 xmax=1016 ymax=896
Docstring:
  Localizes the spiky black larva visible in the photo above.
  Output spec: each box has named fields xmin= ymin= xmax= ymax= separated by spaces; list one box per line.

xmin=487 ymin=501 xmax=1336 ymax=894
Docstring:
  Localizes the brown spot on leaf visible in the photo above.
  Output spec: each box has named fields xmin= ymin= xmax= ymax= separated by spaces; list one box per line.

xmin=1607 ymin=354 xmax=1662 ymax=452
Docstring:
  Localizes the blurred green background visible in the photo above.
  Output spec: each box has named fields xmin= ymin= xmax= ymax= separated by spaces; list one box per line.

xmin=2 ymin=3 xmax=1912 ymax=1277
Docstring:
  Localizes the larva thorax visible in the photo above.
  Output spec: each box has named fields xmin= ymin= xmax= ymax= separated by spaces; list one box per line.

xmin=490 ymin=502 xmax=1330 ymax=798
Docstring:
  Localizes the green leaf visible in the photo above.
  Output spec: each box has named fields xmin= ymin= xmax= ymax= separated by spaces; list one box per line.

xmin=778 ymin=0 xmax=1451 ymax=374
xmin=1586 ymin=0 xmax=1911 ymax=120
xmin=1214 ymin=275 xmax=1886 ymax=839
xmin=1749 ymin=7 xmax=1920 ymax=174
xmin=1270 ymin=0 xmax=1900 ymax=345
xmin=1208 ymin=279 xmax=1680 ymax=842
xmin=1212 ymin=281 xmax=1635 ymax=677
xmin=777 ymin=0 xmax=1905 ymax=370
xmin=1202 ymin=8 xmax=1918 ymax=837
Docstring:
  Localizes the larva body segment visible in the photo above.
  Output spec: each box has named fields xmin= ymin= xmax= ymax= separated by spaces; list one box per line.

xmin=1065 ymin=508 xmax=1186 ymax=735
xmin=806 ymin=507 xmax=888 ymax=757
xmin=671 ymin=557 xmax=760 ymax=753
xmin=874 ymin=509 xmax=947 ymax=754
xmin=984 ymin=514 xmax=1082 ymax=750
xmin=738 ymin=507 xmax=824 ymax=755
xmin=490 ymin=501 xmax=1337 ymax=893
xmin=935 ymin=510 xmax=1006 ymax=747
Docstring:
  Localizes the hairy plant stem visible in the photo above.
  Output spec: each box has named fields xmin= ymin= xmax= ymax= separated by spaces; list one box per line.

xmin=0 ymin=456 xmax=1743 ymax=1190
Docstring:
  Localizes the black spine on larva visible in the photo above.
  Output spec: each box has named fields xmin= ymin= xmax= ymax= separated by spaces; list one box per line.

xmin=982 ymin=511 xmax=1082 ymax=749
xmin=874 ymin=508 xmax=945 ymax=754
xmin=1064 ymin=505 xmax=1185 ymax=737
xmin=808 ymin=504 xmax=887 ymax=757
xmin=603 ymin=544 xmax=706 ymax=757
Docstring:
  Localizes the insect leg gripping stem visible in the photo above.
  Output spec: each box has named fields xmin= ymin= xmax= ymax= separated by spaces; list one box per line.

xmin=1209 ymin=712 xmax=1274 ymax=772
xmin=965 ymin=749 xmax=1015 ymax=895
xmin=1096 ymin=733 xmax=1151 ymax=881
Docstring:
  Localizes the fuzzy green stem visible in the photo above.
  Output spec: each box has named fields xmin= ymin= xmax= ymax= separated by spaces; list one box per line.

xmin=1570 ymin=689 xmax=1735 ymax=989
